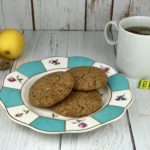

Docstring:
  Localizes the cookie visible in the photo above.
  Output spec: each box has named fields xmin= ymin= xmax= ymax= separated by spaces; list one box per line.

xmin=67 ymin=66 xmax=107 ymax=91
xmin=51 ymin=90 xmax=102 ymax=117
xmin=29 ymin=72 xmax=74 ymax=107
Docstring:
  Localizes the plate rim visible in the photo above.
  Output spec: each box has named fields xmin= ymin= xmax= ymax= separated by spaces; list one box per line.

xmin=0 ymin=56 xmax=133 ymax=134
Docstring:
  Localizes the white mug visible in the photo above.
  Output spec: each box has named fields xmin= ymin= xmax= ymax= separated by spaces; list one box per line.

xmin=104 ymin=16 xmax=150 ymax=79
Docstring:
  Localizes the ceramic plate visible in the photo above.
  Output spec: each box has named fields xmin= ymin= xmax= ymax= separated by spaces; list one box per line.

xmin=0 ymin=56 xmax=133 ymax=134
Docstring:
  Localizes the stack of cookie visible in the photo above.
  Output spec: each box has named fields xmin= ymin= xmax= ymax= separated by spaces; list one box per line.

xmin=29 ymin=66 xmax=107 ymax=117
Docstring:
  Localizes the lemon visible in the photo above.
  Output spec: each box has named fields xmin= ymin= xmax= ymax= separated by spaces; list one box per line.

xmin=0 ymin=29 xmax=25 ymax=60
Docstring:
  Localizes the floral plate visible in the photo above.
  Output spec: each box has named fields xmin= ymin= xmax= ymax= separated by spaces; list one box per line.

xmin=0 ymin=56 xmax=133 ymax=134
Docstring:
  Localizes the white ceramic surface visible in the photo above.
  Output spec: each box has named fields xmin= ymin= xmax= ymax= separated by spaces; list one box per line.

xmin=104 ymin=16 xmax=150 ymax=79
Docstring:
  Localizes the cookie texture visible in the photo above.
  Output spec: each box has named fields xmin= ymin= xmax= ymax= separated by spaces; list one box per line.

xmin=67 ymin=66 xmax=107 ymax=91
xmin=51 ymin=90 xmax=102 ymax=117
xmin=29 ymin=72 xmax=74 ymax=107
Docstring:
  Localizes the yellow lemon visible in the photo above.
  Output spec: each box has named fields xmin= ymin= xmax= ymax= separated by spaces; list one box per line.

xmin=0 ymin=29 xmax=25 ymax=59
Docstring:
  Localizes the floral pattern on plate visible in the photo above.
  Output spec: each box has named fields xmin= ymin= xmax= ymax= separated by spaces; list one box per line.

xmin=93 ymin=62 xmax=117 ymax=77
xmin=7 ymin=105 xmax=38 ymax=124
xmin=109 ymin=90 xmax=132 ymax=107
xmin=41 ymin=57 xmax=68 ymax=70
xmin=15 ymin=109 xmax=30 ymax=117
xmin=66 ymin=117 xmax=100 ymax=131
xmin=4 ymin=71 xmax=28 ymax=89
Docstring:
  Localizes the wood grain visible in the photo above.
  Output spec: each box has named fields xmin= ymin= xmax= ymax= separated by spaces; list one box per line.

xmin=86 ymin=0 xmax=112 ymax=30
xmin=67 ymin=31 xmax=115 ymax=66
xmin=1 ymin=0 xmax=150 ymax=30
xmin=112 ymin=0 xmax=150 ymax=27
xmin=0 ymin=0 xmax=5 ymax=29
xmin=129 ymin=0 xmax=150 ymax=16
xmin=112 ymin=0 xmax=130 ymax=23
xmin=0 ymin=0 xmax=32 ymax=29
xmin=61 ymin=117 xmax=133 ymax=150
xmin=33 ymin=0 xmax=85 ymax=30
xmin=128 ymin=79 xmax=150 ymax=150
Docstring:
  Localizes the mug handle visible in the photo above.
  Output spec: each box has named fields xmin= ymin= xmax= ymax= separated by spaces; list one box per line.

xmin=104 ymin=21 xmax=119 ymax=45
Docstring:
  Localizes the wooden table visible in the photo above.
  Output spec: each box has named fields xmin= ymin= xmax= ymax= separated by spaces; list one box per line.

xmin=0 ymin=31 xmax=149 ymax=150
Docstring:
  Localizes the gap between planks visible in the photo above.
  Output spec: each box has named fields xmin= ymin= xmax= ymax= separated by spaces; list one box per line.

xmin=30 ymin=0 xmax=36 ymax=30
xmin=84 ymin=0 xmax=87 ymax=31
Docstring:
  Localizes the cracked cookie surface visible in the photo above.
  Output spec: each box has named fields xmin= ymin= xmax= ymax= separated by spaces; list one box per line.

xmin=51 ymin=90 xmax=102 ymax=117
xmin=29 ymin=72 xmax=74 ymax=107
xmin=67 ymin=66 xmax=107 ymax=91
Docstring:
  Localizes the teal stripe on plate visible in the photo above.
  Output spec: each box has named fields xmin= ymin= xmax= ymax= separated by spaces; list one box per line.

xmin=108 ymin=73 xmax=129 ymax=91
xmin=0 ymin=87 xmax=23 ymax=107
xmin=17 ymin=61 xmax=46 ymax=78
xmin=31 ymin=117 xmax=65 ymax=132
xmin=92 ymin=105 xmax=124 ymax=123
xmin=68 ymin=56 xmax=94 ymax=68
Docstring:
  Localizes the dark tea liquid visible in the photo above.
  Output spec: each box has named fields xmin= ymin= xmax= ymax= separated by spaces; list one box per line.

xmin=125 ymin=26 xmax=150 ymax=35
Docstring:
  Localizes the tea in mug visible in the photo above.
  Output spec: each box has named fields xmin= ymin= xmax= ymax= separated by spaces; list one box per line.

xmin=125 ymin=26 xmax=150 ymax=35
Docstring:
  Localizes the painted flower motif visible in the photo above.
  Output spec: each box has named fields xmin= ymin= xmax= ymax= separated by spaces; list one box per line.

xmin=78 ymin=122 xmax=87 ymax=128
xmin=15 ymin=109 xmax=29 ymax=117
xmin=100 ymin=66 xmax=110 ymax=73
xmin=115 ymin=94 xmax=126 ymax=101
xmin=7 ymin=77 xmax=16 ymax=82
xmin=72 ymin=119 xmax=87 ymax=128
xmin=15 ymin=113 xmax=23 ymax=117
xmin=52 ymin=113 xmax=58 ymax=118
xmin=7 ymin=75 xmax=23 ymax=83
xmin=49 ymin=59 xmax=60 ymax=65
xmin=16 ymin=75 xmax=23 ymax=83
xmin=23 ymin=110 xmax=29 ymax=114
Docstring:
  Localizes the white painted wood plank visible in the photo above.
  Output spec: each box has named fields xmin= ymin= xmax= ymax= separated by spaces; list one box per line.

xmin=0 ymin=0 xmax=32 ymax=29
xmin=33 ymin=0 xmax=85 ymax=30
xmin=128 ymin=79 xmax=150 ymax=150
xmin=0 ymin=31 xmax=71 ymax=150
xmin=112 ymin=0 xmax=150 ymax=25
xmin=112 ymin=0 xmax=130 ymax=23
xmin=129 ymin=0 xmax=150 ymax=16
xmin=61 ymin=117 xmax=133 ymax=150
xmin=86 ymin=0 xmax=112 ymax=30
xmin=0 ymin=0 xmax=5 ymax=29
xmin=0 ymin=111 xmax=60 ymax=150
xmin=61 ymin=31 xmax=133 ymax=150
xmin=12 ymin=31 xmax=68 ymax=71
xmin=67 ymin=31 xmax=115 ymax=66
